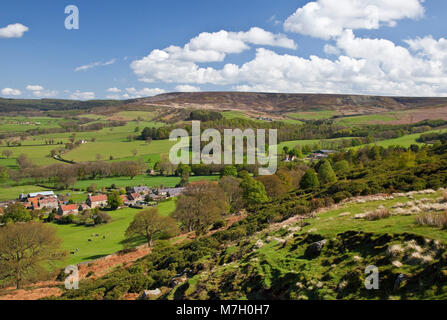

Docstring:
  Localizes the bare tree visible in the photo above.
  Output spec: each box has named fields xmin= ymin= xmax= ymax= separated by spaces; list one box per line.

xmin=0 ymin=222 xmax=66 ymax=289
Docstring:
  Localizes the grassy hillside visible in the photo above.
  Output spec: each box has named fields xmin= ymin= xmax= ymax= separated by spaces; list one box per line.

xmin=56 ymin=201 xmax=177 ymax=265
xmin=167 ymin=190 xmax=447 ymax=300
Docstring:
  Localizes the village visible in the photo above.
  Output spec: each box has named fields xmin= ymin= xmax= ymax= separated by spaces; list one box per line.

xmin=0 ymin=186 xmax=185 ymax=219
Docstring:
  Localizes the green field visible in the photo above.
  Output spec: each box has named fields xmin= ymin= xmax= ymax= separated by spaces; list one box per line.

xmin=335 ymin=112 xmax=401 ymax=126
xmin=286 ymin=110 xmax=338 ymax=120
xmin=111 ymin=110 xmax=158 ymax=121
xmin=221 ymin=111 xmax=251 ymax=120
xmin=352 ymin=128 xmax=447 ymax=149
xmin=66 ymin=174 xmax=219 ymax=190
xmin=55 ymin=201 xmax=177 ymax=265
xmin=63 ymin=139 xmax=175 ymax=162
xmin=0 ymin=120 xmax=168 ymax=168
xmin=0 ymin=116 xmax=68 ymax=134
xmin=278 ymin=137 xmax=353 ymax=152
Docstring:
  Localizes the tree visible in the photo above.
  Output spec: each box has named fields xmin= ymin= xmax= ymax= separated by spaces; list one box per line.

xmin=69 ymin=133 xmax=76 ymax=144
xmin=318 ymin=160 xmax=337 ymax=185
xmin=172 ymin=181 xmax=229 ymax=234
xmin=0 ymin=165 xmax=9 ymax=185
xmin=218 ymin=176 xmax=244 ymax=212
xmin=0 ymin=222 xmax=66 ymax=289
xmin=87 ymin=183 xmax=97 ymax=193
xmin=1 ymin=203 xmax=33 ymax=224
xmin=94 ymin=212 xmax=112 ymax=225
xmin=17 ymin=154 xmax=33 ymax=169
xmin=125 ymin=208 xmax=179 ymax=246
xmin=333 ymin=160 xmax=350 ymax=178
xmin=107 ymin=191 xmax=123 ymax=210
xmin=220 ymin=165 xmax=238 ymax=177
xmin=256 ymin=175 xmax=288 ymax=198
xmin=2 ymin=150 xmax=13 ymax=159
xmin=240 ymin=175 xmax=269 ymax=206
xmin=300 ymin=169 xmax=320 ymax=189
xmin=176 ymin=164 xmax=191 ymax=179
xmin=155 ymin=154 xmax=177 ymax=176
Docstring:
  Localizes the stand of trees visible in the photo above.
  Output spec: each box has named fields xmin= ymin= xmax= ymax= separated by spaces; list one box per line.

xmin=10 ymin=159 xmax=147 ymax=188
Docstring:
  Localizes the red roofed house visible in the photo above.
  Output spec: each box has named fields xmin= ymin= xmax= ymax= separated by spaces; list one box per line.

xmin=120 ymin=194 xmax=132 ymax=206
xmin=36 ymin=197 xmax=58 ymax=210
xmin=58 ymin=204 xmax=79 ymax=216
xmin=129 ymin=193 xmax=143 ymax=202
xmin=86 ymin=194 xmax=108 ymax=208
xmin=26 ymin=197 xmax=39 ymax=209
xmin=78 ymin=203 xmax=90 ymax=211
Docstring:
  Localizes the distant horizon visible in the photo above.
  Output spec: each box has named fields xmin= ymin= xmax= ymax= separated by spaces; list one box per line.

xmin=4 ymin=90 xmax=447 ymax=103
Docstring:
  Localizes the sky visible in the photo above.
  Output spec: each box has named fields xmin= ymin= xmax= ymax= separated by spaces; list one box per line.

xmin=1 ymin=0 xmax=447 ymax=100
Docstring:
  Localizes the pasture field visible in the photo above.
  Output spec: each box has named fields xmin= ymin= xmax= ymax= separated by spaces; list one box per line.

xmin=59 ymin=174 xmax=219 ymax=190
xmin=0 ymin=116 xmax=67 ymax=134
xmin=0 ymin=120 xmax=168 ymax=168
xmin=278 ymin=137 xmax=353 ymax=151
xmin=286 ymin=110 xmax=338 ymax=120
xmin=352 ymin=128 xmax=447 ymax=149
xmin=0 ymin=143 xmax=60 ymax=167
xmin=63 ymin=138 xmax=175 ymax=162
xmin=110 ymin=110 xmax=158 ymax=121
xmin=335 ymin=112 xmax=400 ymax=125
xmin=0 ymin=185 xmax=52 ymax=202
xmin=55 ymin=201 xmax=176 ymax=265
xmin=221 ymin=110 xmax=251 ymax=120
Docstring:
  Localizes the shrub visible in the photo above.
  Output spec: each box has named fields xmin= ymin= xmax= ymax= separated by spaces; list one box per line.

xmin=416 ymin=212 xmax=447 ymax=228
xmin=212 ymin=220 xmax=226 ymax=230
xmin=441 ymin=192 xmax=447 ymax=203
xmin=364 ymin=207 xmax=390 ymax=221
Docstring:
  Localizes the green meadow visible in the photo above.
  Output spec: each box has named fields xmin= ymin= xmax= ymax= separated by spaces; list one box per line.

xmin=55 ymin=200 xmax=177 ymax=265
xmin=335 ymin=112 xmax=401 ymax=126
xmin=286 ymin=110 xmax=338 ymax=120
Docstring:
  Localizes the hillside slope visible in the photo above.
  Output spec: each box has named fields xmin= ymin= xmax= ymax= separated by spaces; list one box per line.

xmin=136 ymin=92 xmax=447 ymax=116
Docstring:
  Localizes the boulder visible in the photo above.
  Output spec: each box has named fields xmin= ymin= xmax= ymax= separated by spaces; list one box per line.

xmin=141 ymin=288 xmax=161 ymax=300
xmin=170 ymin=275 xmax=188 ymax=287
xmin=305 ymin=239 xmax=327 ymax=258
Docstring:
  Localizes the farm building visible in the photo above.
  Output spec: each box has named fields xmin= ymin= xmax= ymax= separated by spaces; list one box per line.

xmin=129 ymin=193 xmax=144 ymax=202
xmin=78 ymin=203 xmax=90 ymax=211
xmin=36 ymin=197 xmax=59 ymax=210
xmin=157 ymin=187 xmax=185 ymax=197
xmin=58 ymin=204 xmax=79 ymax=216
xmin=86 ymin=194 xmax=108 ymax=208
xmin=132 ymin=186 xmax=150 ymax=194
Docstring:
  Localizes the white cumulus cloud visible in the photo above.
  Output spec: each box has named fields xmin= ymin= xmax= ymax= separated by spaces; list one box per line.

xmin=175 ymin=85 xmax=201 ymax=92
xmin=284 ymin=0 xmax=425 ymax=39
xmin=70 ymin=90 xmax=95 ymax=100
xmin=26 ymin=85 xmax=57 ymax=97
xmin=106 ymin=87 xmax=122 ymax=93
xmin=1 ymin=88 xmax=21 ymax=96
xmin=0 ymin=23 xmax=29 ymax=38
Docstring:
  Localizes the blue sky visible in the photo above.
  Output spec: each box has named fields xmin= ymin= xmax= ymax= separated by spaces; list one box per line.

xmin=1 ymin=0 xmax=447 ymax=99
